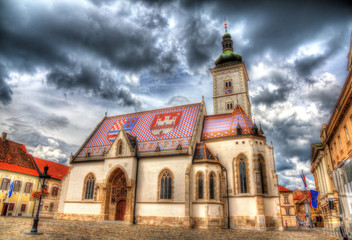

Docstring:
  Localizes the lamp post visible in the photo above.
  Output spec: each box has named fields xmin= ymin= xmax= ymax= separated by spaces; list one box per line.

xmin=25 ymin=165 xmax=51 ymax=235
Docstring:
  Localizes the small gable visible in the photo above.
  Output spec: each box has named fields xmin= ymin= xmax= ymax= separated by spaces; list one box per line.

xmin=193 ymin=142 xmax=220 ymax=164
xmin=106 ymin=128 xmax=136 ymax=158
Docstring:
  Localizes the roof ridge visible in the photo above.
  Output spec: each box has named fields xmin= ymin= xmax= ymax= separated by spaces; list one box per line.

xmin=106 ymin=102 xmax=201 ymax=119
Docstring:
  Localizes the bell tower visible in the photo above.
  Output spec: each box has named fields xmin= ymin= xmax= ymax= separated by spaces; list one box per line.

xmin=211 ymin=22 xmax=252 ymax=118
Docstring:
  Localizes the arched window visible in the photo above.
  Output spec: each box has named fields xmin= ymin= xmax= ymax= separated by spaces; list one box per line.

xmin=259 ymin=155 xmax=268 ymax=194
xmin=197 ymin=172 xmax=204 ymax=199
xmin=117 ymin=140 xmax=123 ymax=155
xmin=239 ymin=158 xmax=247 ymax=193
xmin=84 ymin=174 xmax=95 ymax=200
xmin=159 ymin=170 xmax=173 ymax=200
xmin=209 ymin=172 xmax=215 ymax=200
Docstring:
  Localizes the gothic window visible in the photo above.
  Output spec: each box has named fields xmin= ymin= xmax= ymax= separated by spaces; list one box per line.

xmin=13 ymin=180 xmax=22 ymax=192
xmin=24 ymin=182 xmax=33 ymax=193
xmin=117 ymin=140 xmax=123 ymax=155
xmin=209 ymin=172 xmax=215 ymax=200
xmin=0 ymin=178 xmax=10 ymax=190
xmin=84 ymin=174 xmax=95 ymax=200
xmin=239 ymin=158 xmax=247 ymax=193
xmin=197 ymin=172 xmax=204 ymax=199
xmin=159 ymin=169 xmax=173 ymax=200
xmin=259 ymin=155 xmax=268 ymax=194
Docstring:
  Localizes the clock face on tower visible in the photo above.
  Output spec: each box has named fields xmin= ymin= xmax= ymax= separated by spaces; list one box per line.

xmin=225 ymin=87 xmax=232 ymax=95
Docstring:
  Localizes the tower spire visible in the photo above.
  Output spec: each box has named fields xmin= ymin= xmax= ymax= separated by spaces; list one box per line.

xmin=224 ymin=20 xmax=227 ymax=33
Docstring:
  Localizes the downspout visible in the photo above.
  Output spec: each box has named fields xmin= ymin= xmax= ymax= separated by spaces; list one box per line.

xmin=133 ymin=140 xmax=140 ymax=225
xmin=221 ymin=165 xmax=230 ymax=229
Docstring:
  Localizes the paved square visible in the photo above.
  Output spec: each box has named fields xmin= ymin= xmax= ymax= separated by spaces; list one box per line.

xmin=0 ymin=217 xmax=335 ymax=240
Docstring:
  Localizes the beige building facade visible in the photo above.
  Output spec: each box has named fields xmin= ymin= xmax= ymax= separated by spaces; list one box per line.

xmin=311 ymin=33 xmax=352 ymax=235
xmin=57 ymin=24 xmax=282 ymax=230
xmin=278 ymin=185 xmax=296 ymax=227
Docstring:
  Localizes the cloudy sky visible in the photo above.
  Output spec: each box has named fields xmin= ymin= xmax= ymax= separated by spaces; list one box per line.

xmin=1 ymin=0 xmax=351 ymax=190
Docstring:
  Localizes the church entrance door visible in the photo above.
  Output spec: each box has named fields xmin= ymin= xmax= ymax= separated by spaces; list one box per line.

xmin=110 ymin=168 xmax=127 ymax=221
xmin=116 ymin=200 xmax=126 ymax=220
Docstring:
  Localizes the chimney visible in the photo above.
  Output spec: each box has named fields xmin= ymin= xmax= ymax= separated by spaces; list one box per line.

xmin=1 ymin=132 xmax=7 ymax=142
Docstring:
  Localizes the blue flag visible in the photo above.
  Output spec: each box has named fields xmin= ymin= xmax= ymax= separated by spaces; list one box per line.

xmin=8 ymin=181 xmax=14 ymax=199
xmin=310 ymin=190 xmax=319 ymax=208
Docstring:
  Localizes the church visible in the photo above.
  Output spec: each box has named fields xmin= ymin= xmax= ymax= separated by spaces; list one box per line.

xmin=57 ymin=23 xmax=282 ymax=230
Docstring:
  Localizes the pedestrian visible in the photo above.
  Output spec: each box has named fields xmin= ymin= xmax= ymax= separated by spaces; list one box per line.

xmin=285 ymin=220 xmax=288 ymax=229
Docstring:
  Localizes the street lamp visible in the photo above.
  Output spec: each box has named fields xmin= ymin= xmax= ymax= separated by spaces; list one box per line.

xmin=25 ymin=165 xmax=51 ymax=235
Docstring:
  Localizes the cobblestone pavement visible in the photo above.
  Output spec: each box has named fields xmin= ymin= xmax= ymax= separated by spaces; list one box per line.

xmin=0 ymin=217 xmax=336 ymax=240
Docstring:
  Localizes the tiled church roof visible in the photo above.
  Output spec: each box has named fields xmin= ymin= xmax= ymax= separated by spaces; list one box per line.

xmin=0 ymin=135 xmax=38 ymax=176
xmin=202 ymin=105 xmax=262 ymax=140
xmin=193 ymin=142 xmax=220 ymax=164
xmin=75 ymin=103 xmax=201 ymax=158
xmin=33 ymin=157 xmax=69 ymax=180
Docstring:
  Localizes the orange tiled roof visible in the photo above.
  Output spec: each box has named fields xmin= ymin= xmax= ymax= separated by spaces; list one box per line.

xmin=0 ymin=162 xmax=38 ymax=176
xmin=278 ymin=185 xmax=292 ymax=192
xmin=0 ymin=137 xmax=38 ymax=176
xmin=33 ymin=157 xmax=69 ymax=180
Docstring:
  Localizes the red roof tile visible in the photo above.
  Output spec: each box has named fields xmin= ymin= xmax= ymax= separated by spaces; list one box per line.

xmin=0 ymin=162 xmax=39 ymax=176
xmin=33 ymin=157 xmax=69 ymax=180
xmin=0 ymin=138 xmax=38 ymax=175
xmin=278 ymin=185 xmax=292 ymax=192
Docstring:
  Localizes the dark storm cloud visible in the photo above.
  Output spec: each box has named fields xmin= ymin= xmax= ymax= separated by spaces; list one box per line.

xmin=0 ymin=64 xmax=12 ymax=105
xmin=276 ymin=157 xmax=296 ymax=172
xmin=180 ymin=15 xmax=219 ymax=69
xmin=252 ymin=71 xmax=293 ymax=106
xmin=294 ymin=33 xmax=344 ymax=83
xmin=0 ymin=1 xmax=180 ymax=106
xmin=47 ymin=67 xmax=141 ymax=109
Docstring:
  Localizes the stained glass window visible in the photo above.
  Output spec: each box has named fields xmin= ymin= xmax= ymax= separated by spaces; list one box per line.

xmin=84 ymin=174 xmax=95 ymax=199
xmin=239 ymin=158 xmax=247 ymax=193
xmin=209 ymin=173 xmax=215 ymax=200
xmin=198 ymin=173 xmax=203 ymax=199
xmin=160 ymin=170 xmax=172 ymax=200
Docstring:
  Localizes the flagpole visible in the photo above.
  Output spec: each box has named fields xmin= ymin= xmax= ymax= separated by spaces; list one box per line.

xmin=301 ymin=170 xmax=311 ymax=227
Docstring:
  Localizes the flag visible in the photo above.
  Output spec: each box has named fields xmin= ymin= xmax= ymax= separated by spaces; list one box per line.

xmin=310 ymin=190 xmax=319 ymax=208
xmin=300 ymin=174 xmax=307 ymax=188
xmin=8 ymin=181 xmax=14 ymax=199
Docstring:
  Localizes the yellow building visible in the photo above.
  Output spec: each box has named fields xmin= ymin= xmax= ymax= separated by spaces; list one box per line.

xmin=33 ymin=157 xmax=69 ymax=218
xmin=311 ymin=33 xmax=352 ymax=234
xmin=279 ymin=185 xmax=296 ymax=227
xmin=0 ymin=132 xmax=40 ymax=217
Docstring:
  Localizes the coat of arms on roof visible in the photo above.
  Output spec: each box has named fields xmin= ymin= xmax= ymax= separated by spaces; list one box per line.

xmin=107 ymin=117 xmax=139 ymax=142
xmin=150 ymin=111 xmax=182 ymax=136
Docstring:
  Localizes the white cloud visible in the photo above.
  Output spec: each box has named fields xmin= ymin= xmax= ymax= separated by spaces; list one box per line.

xmin=33 ymin=138 xmax=67 ymax=163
